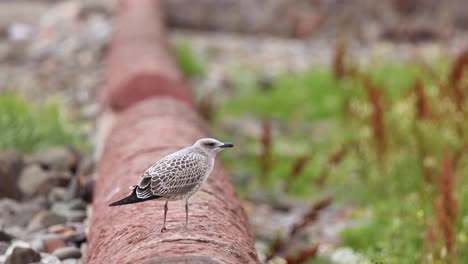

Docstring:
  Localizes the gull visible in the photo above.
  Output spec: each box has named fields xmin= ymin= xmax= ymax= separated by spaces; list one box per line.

xmin=109 ymin=138 xmax=234 ymax=232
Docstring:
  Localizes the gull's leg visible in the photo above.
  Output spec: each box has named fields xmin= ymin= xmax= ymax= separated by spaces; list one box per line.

xmin=185 ymin=198 xmax=189 ymax=229
xmin=161 ymin=201 xmax=168 ymax=233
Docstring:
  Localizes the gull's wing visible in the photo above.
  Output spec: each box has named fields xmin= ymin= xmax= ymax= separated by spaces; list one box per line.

xmin=135 ymin=149 xmax=211 ymax=199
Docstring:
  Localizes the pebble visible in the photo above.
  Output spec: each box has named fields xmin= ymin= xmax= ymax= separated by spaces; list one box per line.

xmin=0 ymin=198 xmax=39 ymax=228
xmin=5 ymin=247 xmax=41 ymax=264
xmin=26 ymin=147 xmax=79 ymax=172
xmin=17 ymin=164 xmax=48 ymax=198
xmin=2 ymin=227 xmax=27 ymax=240
xmin=49 ymin=188 xmax=72 ymax=203
xmin=18 ymin=164 xmax=71 ymax=198
xmin=30 ymin=238 xmax=45 ymax=252
xmin=68 ymin=177 xmax=83 ymax=200
xmin=68 ymin=199 xmax=87 ymax=210
xmin=28 ymin=210 xmax=67 ymax=231
xmin=64 ymin=210 xmax=87 ymax=222
xmin=44 ymin=237 xmax=67 ymax=253
xmin=51 ymin=201 xmax=70 ymax=214
xmin=53 ymin=246 xmax=82 ymax=260
xmin=52 ymin=200 xmax=87 ymax=219
xmin=80 ymin=243 xmax=87 ymax=261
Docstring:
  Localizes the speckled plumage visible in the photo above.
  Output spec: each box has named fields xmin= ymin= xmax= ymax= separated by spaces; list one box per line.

xmin=135 ymin=147 xmax=213 ymax=200
xmin=109 ymin=138 xmax=233 ymax=231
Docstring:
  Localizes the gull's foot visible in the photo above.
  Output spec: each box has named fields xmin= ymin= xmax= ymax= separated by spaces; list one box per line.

xmin=160 ymin=226 xmax=168 ymax=233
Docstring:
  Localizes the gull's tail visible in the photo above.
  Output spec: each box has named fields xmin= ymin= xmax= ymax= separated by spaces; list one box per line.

xmin=109 ymin=187 xmax=161 ymax=206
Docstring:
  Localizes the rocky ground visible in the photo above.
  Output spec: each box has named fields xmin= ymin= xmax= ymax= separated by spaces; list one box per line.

xmin=0 ymin=147 xmax=94 ymax=264
xmin=0 ymin=0 xmax=467 ymax=263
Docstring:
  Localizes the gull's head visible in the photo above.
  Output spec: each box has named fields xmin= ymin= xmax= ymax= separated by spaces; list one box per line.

xmin=194 ymin=138 xmax=234 ymax=156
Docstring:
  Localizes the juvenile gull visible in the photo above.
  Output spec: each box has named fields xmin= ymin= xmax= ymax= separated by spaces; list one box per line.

xmin=109 ymin=138 xmax=234 ymax=232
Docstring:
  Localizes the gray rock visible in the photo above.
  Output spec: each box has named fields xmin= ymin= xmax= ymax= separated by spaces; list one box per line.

xmin=5 ymin=247 xmax=41 ymax=264
xmin=67 ymin=177 xmax=81 ymax=199
xmin=0 ymin=241 xmax=9 ymax=255
xmin=0 ymin=150 xmax=23 ymax=200
xmin=18 ymin=164 xmax=71 ymax=198
xmin=67 ymin=199 xmax=86 ymax=211
xmin=26 ymin=147 xmax=79 ymax=172
xmin=28 ymin=211 xmax=67 ymax=231
xmin=17 ymin=164 xmax=47 ymax=197
xmin=30 ymin=237 xmax=45 ymax=252
xmin=52 ymin=246 xmax=82 ymax=260
xmin=0 ymin=198 xmax=39 ymax=228
xmin=62 ymin=210 xmax=86 ymax=222
xmin=80 ymin=243 xmax=87 ymax=261
xmin=51 ymin=202 xmax=69 ymax=215
xmin=51 ymin=199 xmax=86 ymax=214
xmin=51 ymin=199 xmax=87 ymax=222
xmin=48 ymin=187 xmax=71 ymax=203
xmin=2 ymin=226 xmax=28 ymax=240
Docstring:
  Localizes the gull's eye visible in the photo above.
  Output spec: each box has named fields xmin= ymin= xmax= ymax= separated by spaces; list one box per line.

xmin=205 ymin=142 xmax=216 ymax=147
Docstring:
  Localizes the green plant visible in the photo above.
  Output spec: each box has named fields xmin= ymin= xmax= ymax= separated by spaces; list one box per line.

xmin=174 ymin=41 xmax=205 ymax=78
xmin=0 ymin=93 xmax=84 ymax=153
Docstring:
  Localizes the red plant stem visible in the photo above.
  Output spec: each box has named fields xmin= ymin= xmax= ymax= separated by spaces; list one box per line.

xmin=315 ymin=145 xmax=348 ymax=186
xmin=435 ymin=150 xmax=458 ymax=262
xmin=363 ymin=76 xmax=386 ymax=164
xmin=414 ymin=80 xmax=431 ymax=120
xmin=260 ymin=119 xmax=272 ymax=179
xmin=285 ymin=154 xmax=310 ymax=192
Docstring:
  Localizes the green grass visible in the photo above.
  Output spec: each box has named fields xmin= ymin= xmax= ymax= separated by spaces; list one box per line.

xmin=222 ymin=68 xmax=344 ymax=120
xmin=174 ymin=41 xmax=205 ymax=78
xmin=0 ymin=93 xmax=85 ymax=153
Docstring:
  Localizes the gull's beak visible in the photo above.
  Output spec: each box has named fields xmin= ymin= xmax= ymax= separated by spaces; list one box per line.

xmin=220 ymin=143 xmax=234 ymax=148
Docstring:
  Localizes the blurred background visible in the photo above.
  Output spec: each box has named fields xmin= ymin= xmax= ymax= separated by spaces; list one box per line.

xmin=0 ymin=0 xmax=467 ymax=263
